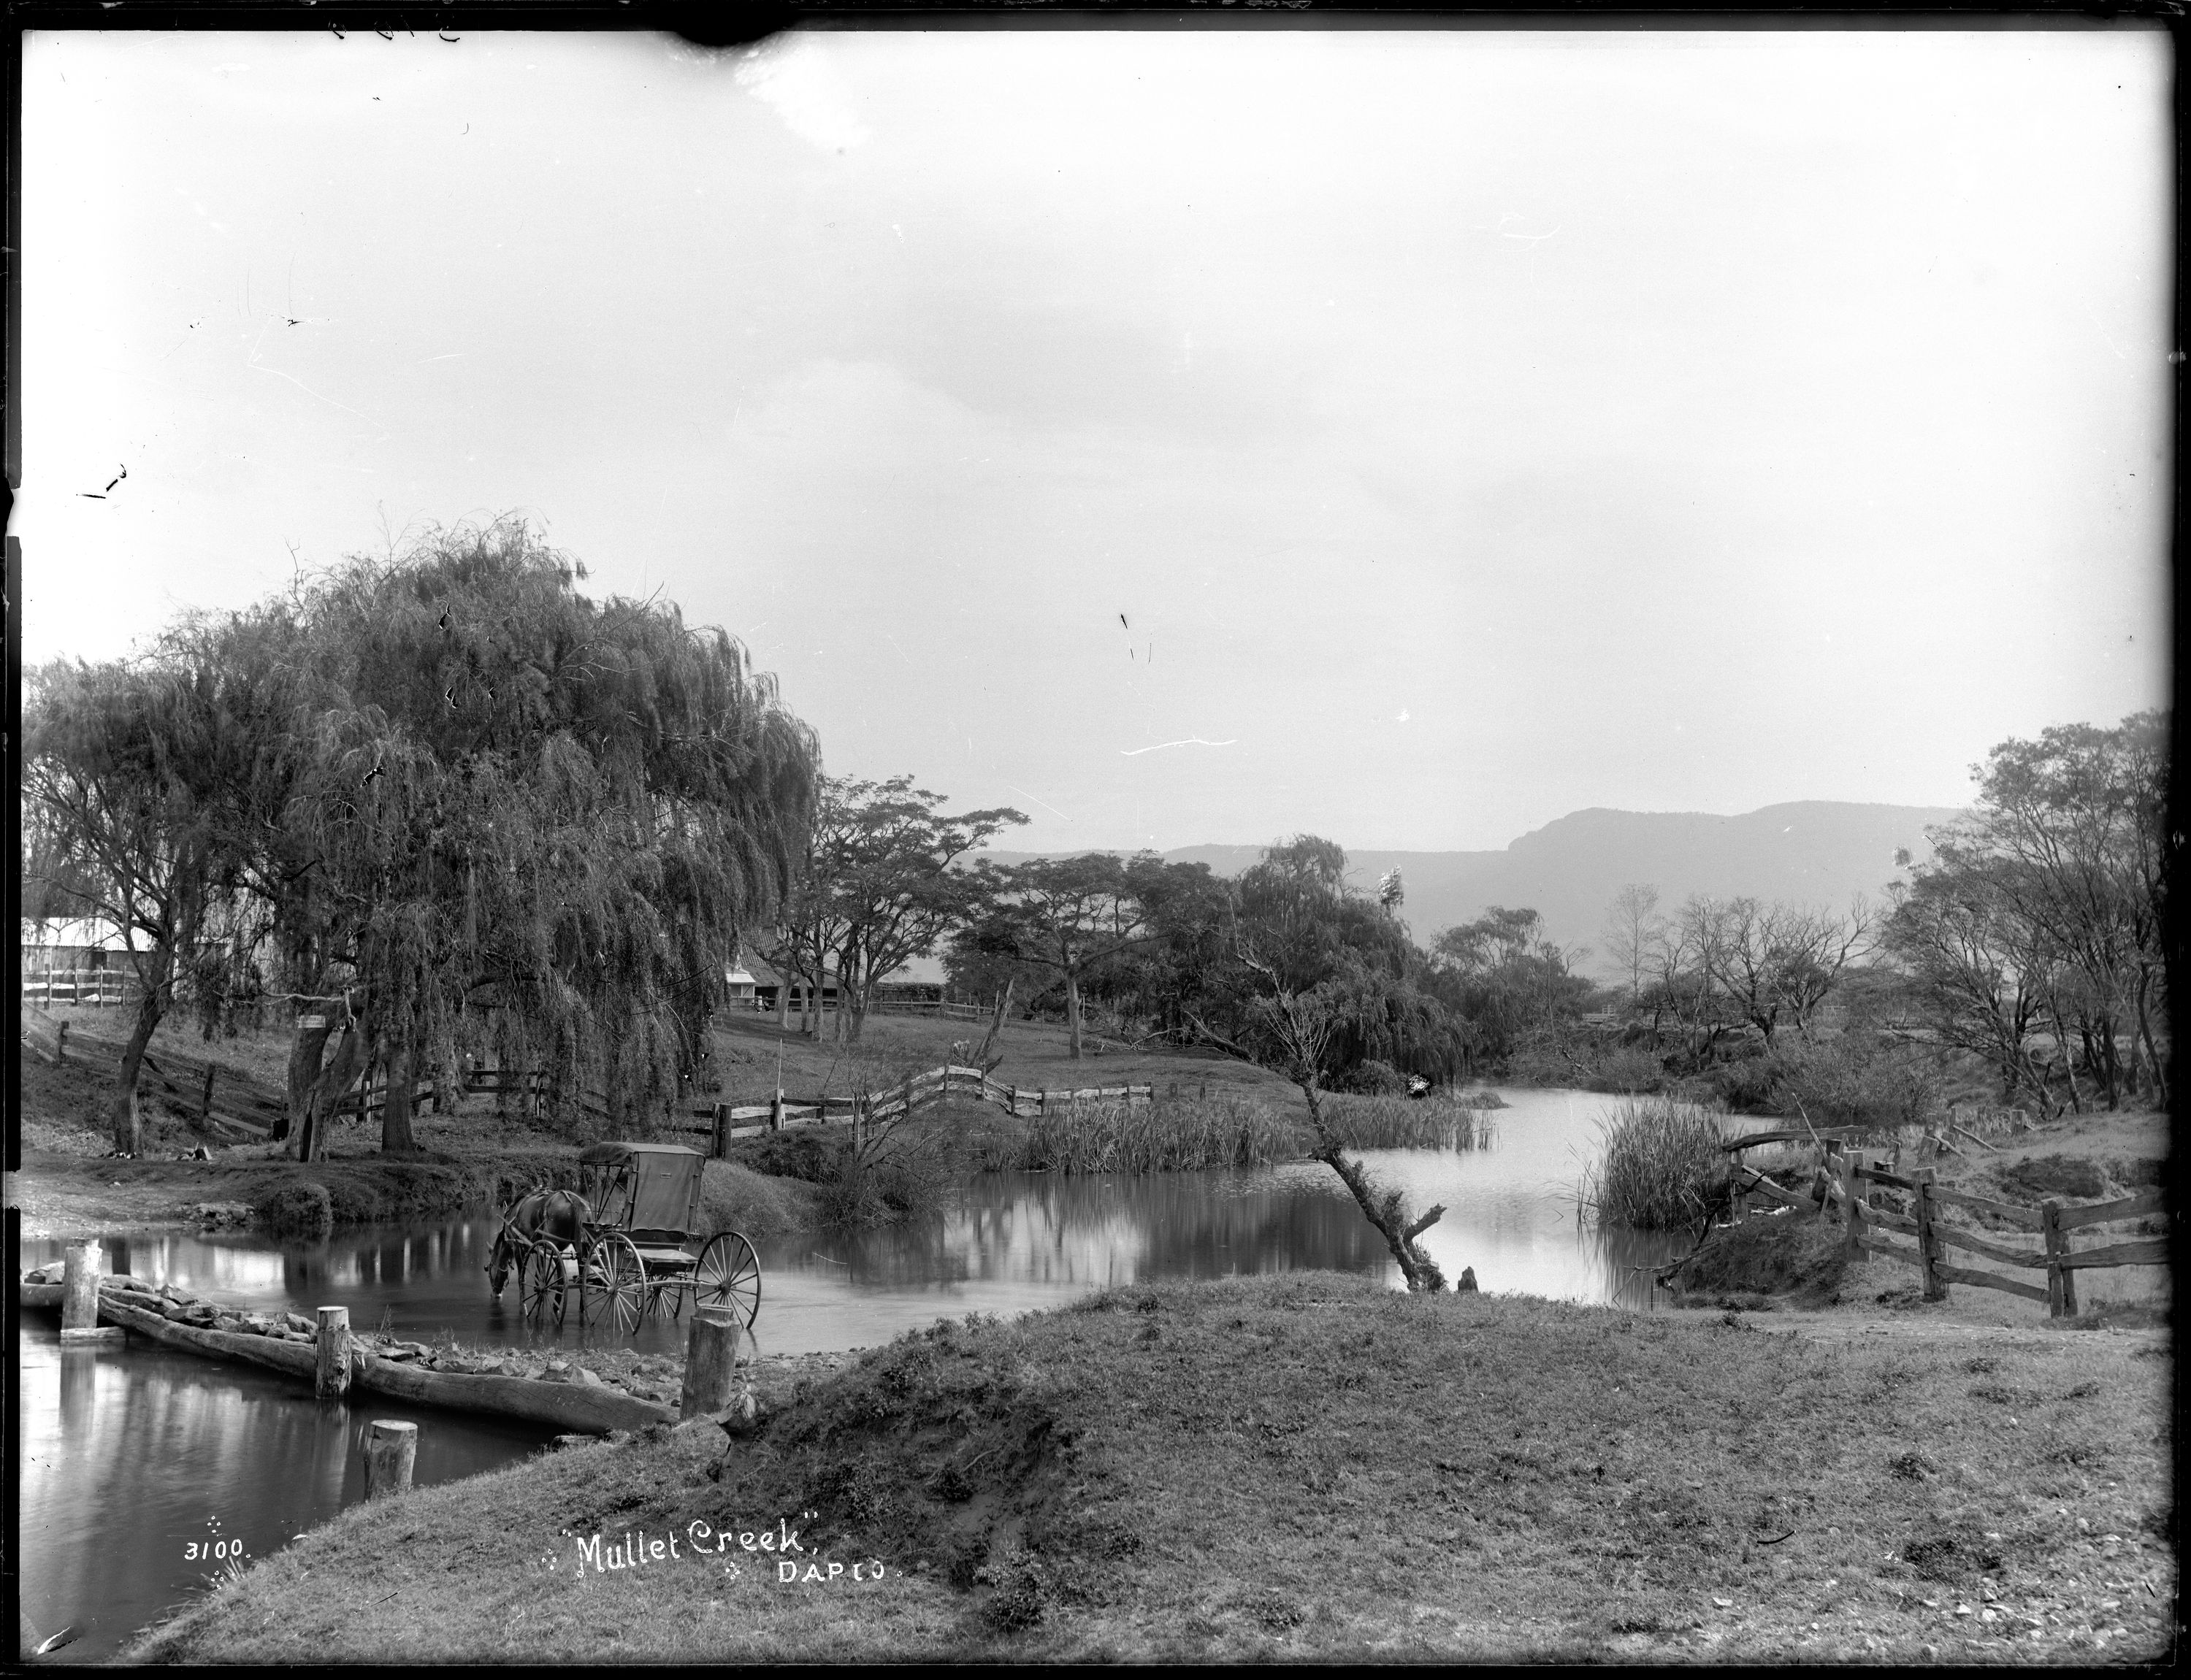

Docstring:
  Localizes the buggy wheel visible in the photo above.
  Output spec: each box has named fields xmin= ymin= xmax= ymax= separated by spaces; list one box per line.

xmin=521 ymin=1240 xmax=566 ymax=1327
xmin=694 ymin=1232 xmax=761 ymax=1328
xmin=581 ymin=1233 xmax=647 ymax=1337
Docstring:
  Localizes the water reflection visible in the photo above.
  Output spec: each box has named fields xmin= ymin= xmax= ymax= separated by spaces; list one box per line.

xmin=18 ymin=1322 xmax=553 ymax=1664
xmin=29 ymin=1088 xmax=1690 ymax=1361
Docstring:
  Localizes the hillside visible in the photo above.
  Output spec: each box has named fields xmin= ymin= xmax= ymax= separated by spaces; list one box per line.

xmin=974 ymin=800 xmax=1965 ymax=978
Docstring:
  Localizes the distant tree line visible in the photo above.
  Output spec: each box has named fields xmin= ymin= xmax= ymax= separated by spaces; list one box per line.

xmin=28 ymin=537 xmax=2165 ymax=1163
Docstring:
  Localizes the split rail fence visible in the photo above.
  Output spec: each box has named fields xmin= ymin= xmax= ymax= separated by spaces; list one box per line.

xmin=20 ymin=968 xmax=137 ymax=1008
xmin=666 ymin=1064 xmax=1158 ymax=1158
xmin=21 ymin=1009 xmax=1167 ymax=1165
xmin=1722 ymin=1129 xmax=2169 ymax=1318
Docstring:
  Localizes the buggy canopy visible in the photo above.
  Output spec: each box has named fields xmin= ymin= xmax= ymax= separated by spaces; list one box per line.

xmin=576 ymin=1142 xmax=707 ymax=1236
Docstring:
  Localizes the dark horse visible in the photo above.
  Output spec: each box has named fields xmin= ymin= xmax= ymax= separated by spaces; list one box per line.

xmin=486 ymin=1183 xmax=593 ymax=1296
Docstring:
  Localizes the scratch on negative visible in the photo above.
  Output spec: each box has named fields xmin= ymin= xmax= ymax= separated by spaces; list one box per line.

xmin=1119 ymin=738 xmax=1237 ymax=756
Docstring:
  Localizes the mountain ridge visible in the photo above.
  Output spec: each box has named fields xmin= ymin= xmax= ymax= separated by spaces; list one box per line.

xmin=963 ymin=799 xmax=1966 ymax=981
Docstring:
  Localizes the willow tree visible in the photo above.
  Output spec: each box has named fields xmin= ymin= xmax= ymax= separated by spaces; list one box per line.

xmin=259 ymin=519 xmax=819 ymax=1157
xmin=1188 ymin=836 xmax=1469 ymax=1292
xmin=23 ymin=639 xmax=269 ymax=1154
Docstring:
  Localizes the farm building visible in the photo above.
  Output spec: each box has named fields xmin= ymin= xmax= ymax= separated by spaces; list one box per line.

xmin=733 ymin=953 xmax=939 ymax=1013
xmin=20 ymin=917 xmax=131 ymax=973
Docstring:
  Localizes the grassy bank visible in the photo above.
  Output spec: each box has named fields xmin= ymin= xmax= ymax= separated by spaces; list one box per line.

xmin=10 ymin=1046 xmax=821 ymax=1241
xmin=126 ymin=1273 xmax=2174 ymax=1663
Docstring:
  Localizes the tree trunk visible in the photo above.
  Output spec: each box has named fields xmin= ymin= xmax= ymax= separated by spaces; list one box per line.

xmin=111 ymin=983 xmax=165 ymax=1155
xmin=971 ymin=978 xmax=1014 ymax=1070
xmin=286 ymin=1014 xmax=337 ymax=1162
xmin=1066 ymin=970 xmax=1084 ymax=1060
xmin=381 ymin=1036 xmax=419 ymax=1157
xmin=1302 ymin=1081 xmax=1447 ymax=1292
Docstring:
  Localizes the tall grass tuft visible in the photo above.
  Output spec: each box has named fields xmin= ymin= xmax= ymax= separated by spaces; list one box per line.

xmin=976 ymin=1089 xmax=1493 ymax=1175
xmin=979 ymin=1094 xmax=1301 ymax=1174
xmin=1575 ymin=1094 xmax=1732 ymax=1229
xmin=1315 ymin=1092 xmax=1494 ymax=1153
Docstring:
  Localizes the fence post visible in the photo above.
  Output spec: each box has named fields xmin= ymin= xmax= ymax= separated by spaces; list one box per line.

xmin=364 ymin=1420 xmax=417 ymax=1498
xmin=316 ymin=1306 xmax=351 ymax=1400
xmin=1915 ymin=1167 xmax=1946 ymax=1302
xmin=2041 ymin=1198 xmax=2077 ymax=1319
xmin=1840 ymin=1152 xmax=1867 ymax=1264
xmin=199 ymin=1063 xmax=219 ymax=1129
xmin=769 ymin=1092 xmax=784 ymax=1133
xmin=681 ymin=1305 xmax=746 ymax=1420
xmin=712 ymin=1103 xmax=730 ymax=1160
xmin=61 ymin=1241 xmax=102 ymax=1330
xmin=56 ymin=1019 xmax=69 ymax=1065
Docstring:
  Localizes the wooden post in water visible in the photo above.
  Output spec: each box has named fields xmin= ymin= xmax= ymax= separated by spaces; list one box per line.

xmin=61 ymin=1242 xmax=101 ymax=1330
xmin=316 ymin=1306 xmax=351 ymax=1400
xmin=2041 ymin=1198 xmax=2077 ymax=1319
xmin=363 ymin=1420 xmax=417 ymax=1498
xmin=1914 ymin=1167 xmax=1946 ymax=1302
xmin=681 ymin=1305 xmax=745 ymax=1420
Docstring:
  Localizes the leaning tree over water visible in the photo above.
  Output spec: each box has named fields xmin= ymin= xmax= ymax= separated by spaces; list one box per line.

xmin=1187 ymin=836 xmax=1470 ymax=1292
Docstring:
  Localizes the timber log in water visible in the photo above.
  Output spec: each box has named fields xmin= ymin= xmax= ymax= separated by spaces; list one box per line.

xmin=19 ymin=1273 xmax=678 ymax=1434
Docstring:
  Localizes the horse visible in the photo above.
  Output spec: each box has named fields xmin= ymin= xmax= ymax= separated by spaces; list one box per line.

xmin=485 ymin=1181 xmax=594 ymax=1297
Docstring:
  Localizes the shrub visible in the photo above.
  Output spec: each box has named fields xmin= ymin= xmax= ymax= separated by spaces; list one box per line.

xmin=1334 ymin=1058 xmax=1409 ymax=1097
xmin=256 ymin=1180 xmax=334 ymax=1242
xmin=2001 ymin=1154 xmax=2106 ymax=1200
xmin=727 ymin=1130 xmax=850 ymax=1185
xmin=1578 ymin=1094 xmax=1732 ymax=1229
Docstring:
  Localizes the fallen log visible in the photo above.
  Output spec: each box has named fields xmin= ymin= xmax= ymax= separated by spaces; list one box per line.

xmin=27 ymin=1280 xmax=677 ymax=1434
xmin=351 ymin=1354 xmax=676 ymax=1432
xmin=92 ymin=1295 xmax=320 ymax=1379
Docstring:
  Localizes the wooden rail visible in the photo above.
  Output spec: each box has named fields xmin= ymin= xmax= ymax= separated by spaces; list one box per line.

xmin=20 ymin=1007 xmax=70 ymax=1065
xmin=669 ymin=1065 xmax=1159 ymax=1157
xmin=1805 ymin=1143 xmax=2168 ymax=1316
xmin=19 ymin=967 xmax=137 ymax=1008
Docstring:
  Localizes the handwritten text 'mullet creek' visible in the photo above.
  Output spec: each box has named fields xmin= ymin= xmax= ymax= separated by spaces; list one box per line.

xmin=576 ymin=1519 xmax=846 ymax=1573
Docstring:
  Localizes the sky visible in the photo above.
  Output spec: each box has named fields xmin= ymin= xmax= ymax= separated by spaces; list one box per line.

xmin=17 ymin=25 xmax=2173 ymax=857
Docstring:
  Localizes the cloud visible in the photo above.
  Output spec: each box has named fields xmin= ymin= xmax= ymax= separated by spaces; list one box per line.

xmin=735 ymin=36 xmax=870 ymax=153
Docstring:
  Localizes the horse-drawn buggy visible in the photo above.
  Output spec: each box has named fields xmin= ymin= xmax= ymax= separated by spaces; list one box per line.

xmin=486 ymin=1143 xmax=761 ymax=1338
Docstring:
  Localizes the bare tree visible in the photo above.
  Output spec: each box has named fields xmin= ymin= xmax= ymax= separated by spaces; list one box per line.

xmin=1602 ymin=883 xmax=1662 ymax=1005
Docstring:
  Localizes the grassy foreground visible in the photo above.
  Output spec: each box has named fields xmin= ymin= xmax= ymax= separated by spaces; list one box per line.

xmin=126 ymin=1273 xmax=2175 ymax=1664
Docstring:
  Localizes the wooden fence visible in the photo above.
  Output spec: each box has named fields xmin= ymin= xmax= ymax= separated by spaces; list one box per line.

xmin=21 ymin=1007 xmax=70 ymax=1065
xmin=18 ymin=1012 xmax=1166 ymax=1162
xmin=1726 ymin=1137 xmax=2168 ymax=1317
xmin=660 ymin=1064 xmax=1158 ymax=1157
xmin=865 ymin=999 xmax=993 ymax=1023
xmin=21 ymin=968 xmax=137 ymax=1008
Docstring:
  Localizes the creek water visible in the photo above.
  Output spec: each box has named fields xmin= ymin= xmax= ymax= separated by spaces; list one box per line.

xmin=17 ymin=1085 xmax=1680 ymax=1660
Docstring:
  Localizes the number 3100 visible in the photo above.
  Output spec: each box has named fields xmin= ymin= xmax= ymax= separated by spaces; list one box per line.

xmin=186 ymin=1541 xmax=244 ymax=1560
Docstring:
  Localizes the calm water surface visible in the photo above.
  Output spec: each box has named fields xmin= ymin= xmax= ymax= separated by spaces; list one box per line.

xmin=18 ymin=1086 xmax=1678 ymax=1658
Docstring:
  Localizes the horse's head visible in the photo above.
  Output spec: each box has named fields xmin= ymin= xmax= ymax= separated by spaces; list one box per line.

xmin=484 ymin=1181 xmax=551 ymax=1295
xmin=486 ymin=1225 xmax=518 ymax=1295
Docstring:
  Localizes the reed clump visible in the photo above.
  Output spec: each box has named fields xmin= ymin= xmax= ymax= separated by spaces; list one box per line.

xmin=1314 ymin=1092 xmax=1494 ymax=1153
xmin=1576 ymin=1093 xmax=1733 ymax=1229
xmin=978 ymin=1090 xmax=1491 ymax=1175
xmin=980 ymin=1093 xmax=1301 ymax=1174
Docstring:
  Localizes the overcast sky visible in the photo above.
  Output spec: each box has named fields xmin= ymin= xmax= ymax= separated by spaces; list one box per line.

xmin=18 ymin=26 xmax=2172 ymax=856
